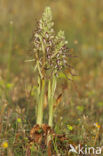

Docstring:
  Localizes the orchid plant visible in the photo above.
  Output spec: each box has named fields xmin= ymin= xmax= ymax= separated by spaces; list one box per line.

xmin=32 ymin=7 xmax=72 ymax=127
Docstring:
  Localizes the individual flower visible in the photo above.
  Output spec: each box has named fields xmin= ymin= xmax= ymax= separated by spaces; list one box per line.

xmin=67 ymin=124 xmax=73 ymax=131
xmin=1 ymin=141 xmax=8 ymax=149
xmin=17 ymin=118 xmax=22 ymax=123
xmin=94 ymin=122 xmax=101 ymax=129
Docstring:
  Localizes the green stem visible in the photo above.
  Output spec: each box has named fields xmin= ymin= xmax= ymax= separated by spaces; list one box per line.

xmin=37 ymin=61 xmax=43 ymax=79
xmin=48 ymin=94 xmax=54 ymax=127
xmin=48 ymin=76 xmax=56 ymax=127
xmin=36 ymin=78 xmax=45 ymax=125
xmin=8 ymin=21 xmax=13 ymax=81
xmin=36 ymin=37 xmax=46 ymax=125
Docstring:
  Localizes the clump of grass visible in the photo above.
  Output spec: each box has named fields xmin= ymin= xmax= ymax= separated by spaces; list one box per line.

xmin=32 ymin=7 xmax=72 ymax=127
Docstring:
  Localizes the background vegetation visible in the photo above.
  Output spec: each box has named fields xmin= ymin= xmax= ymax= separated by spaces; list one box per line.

xmin=0 ymin=0 xmax=103 ymax=155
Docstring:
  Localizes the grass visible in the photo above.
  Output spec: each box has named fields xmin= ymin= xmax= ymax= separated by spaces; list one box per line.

xmin=0 ymin=0 xmax=103 ymax=155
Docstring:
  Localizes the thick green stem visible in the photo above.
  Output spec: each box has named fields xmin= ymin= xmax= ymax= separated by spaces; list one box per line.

xmin=36 ymin=36 xmax=46 ymax=125
xmin=36 ymin=78 xmax=45 ymax=125
xmin=48 ymin=94 xmax=54 ymax=127
xmin=48 ymin=76 xmax=56 ymax=127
